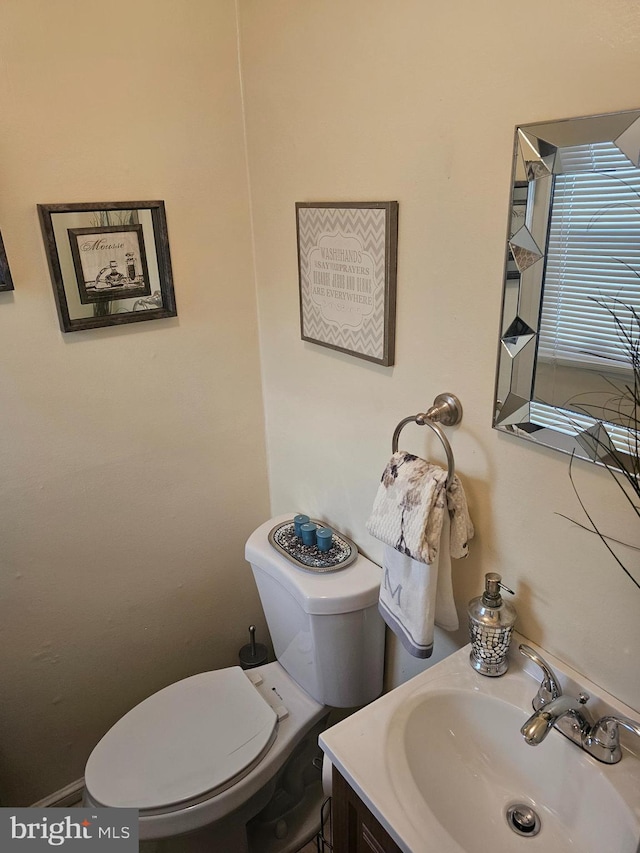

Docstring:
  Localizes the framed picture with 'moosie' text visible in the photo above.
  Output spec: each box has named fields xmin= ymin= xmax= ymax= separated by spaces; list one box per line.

xmin=38 ymin=200 xmax=177 ymax=333
xmin=68 ymin=223 xmax=152 ymax=305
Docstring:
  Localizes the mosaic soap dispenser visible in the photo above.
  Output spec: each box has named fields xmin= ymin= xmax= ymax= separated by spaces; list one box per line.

xmin=468 ymin=572 xmax=516 ymax=676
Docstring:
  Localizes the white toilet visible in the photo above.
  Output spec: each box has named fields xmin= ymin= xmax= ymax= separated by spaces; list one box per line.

xmin=83 ymin=516 xmax=385 ymax=852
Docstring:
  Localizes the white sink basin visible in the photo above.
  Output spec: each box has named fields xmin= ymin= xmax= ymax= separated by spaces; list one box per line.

xmin=391 ymin=688 xmax=638 ymax=852
xmin=320 ymin=639 xmax=640 ymax=853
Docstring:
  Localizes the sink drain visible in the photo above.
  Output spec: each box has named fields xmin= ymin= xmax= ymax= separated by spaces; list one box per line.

xmin=506 ymin=804 xmax=541 ymax=837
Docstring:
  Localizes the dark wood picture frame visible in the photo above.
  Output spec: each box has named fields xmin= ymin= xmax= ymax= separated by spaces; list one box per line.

xmin=0 ymin=230 xmax=14 ymax=293
xmin=38 ymin=200 xmax=177 ymax=333
xmin=296 ymin=201 xmax=398 ymax=366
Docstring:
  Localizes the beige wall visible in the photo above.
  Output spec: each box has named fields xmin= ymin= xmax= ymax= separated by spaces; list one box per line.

xmin=0 ymin=1 xmax=270 ymax=805
xmin=238 ymin=1 xmax=640 ymax=705
xmin=2 ymin=0 xmax=640 ymax=809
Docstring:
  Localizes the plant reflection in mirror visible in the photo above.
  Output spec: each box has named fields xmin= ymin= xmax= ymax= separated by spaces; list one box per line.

xmin=557 ymin=297 xmax=640 ymax=590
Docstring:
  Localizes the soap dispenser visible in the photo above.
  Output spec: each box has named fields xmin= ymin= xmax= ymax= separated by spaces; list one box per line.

xmin=468 ymin=572 xmax=516 ymax=677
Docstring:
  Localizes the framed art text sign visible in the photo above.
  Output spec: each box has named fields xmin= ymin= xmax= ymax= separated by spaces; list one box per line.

xmin=296 ymin=201 xmax=398 ymax=366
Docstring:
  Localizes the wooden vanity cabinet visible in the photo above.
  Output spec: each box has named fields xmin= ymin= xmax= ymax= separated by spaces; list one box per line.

xmin=332 ymin=767 xmax=403 ymax=853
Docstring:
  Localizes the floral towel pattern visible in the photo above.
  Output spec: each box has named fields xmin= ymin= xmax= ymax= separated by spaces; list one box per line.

xmin=366 ymin=451 xmax=474 ymax=565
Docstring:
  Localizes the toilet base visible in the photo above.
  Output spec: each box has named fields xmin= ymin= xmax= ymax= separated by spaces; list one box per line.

xmin=137 ymin=721 xmax=326 ymax=853
xmin=137 ymin=781 xmax=324 ymax=853
xmin=247 ymin=778 xmax=323 ymax=853
xmin=247 ymin=716 xmax=327 ymax=853
xmin=139 ymin=820 xmax=249 ymax=853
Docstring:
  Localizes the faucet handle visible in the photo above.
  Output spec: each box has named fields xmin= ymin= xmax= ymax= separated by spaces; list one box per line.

xmin=587 ymin=715 xmax=640 ymax=764
xmin=519 ymin=644 xmax=562 ymax=709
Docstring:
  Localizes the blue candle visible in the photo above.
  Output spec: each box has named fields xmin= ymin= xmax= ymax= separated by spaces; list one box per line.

xmin=316 ymin=527 xmax=333 ymax=552
xmin=300 ymin=522 xmax=317 ymax=546
xmin=294 ymin=514 xmax=310 ymax=537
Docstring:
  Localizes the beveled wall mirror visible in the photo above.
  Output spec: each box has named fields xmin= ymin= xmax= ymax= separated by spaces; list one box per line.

xmin=494 ymin=108 xmax=640 ymax=470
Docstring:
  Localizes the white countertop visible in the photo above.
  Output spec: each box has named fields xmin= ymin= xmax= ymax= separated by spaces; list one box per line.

xmin=319 ymin=637 xmax=640 ymax=853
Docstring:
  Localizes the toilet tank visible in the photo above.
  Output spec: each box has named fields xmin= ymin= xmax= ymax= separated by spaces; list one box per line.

xmin=245 ymin=516 xmax=385 ymax=708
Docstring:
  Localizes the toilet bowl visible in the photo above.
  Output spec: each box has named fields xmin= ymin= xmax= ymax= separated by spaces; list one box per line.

xmin=83 ymin=516 xmax=385 ymax=852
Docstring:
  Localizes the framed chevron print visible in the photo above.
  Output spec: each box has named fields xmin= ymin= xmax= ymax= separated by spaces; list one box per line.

xmin=296 ymin=201 xmax=398 ymax=365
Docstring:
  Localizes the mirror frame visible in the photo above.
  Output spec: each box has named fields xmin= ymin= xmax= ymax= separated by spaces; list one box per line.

xmin=38 ymin=200 xmax=177 ymax=333
xmin=493 ymin=108 xmax=640 ymax=469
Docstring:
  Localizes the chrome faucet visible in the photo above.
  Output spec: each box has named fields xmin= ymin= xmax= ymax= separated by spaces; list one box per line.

xmin=586 ymin=715 xmax=640 ymax=764
xmin=518 ymin=644 xmax=640 ymax=764
xmin=521 ymin=693 xmax=591 ymax=746
xmin=518 ymin=644 xmax=562 ymax=707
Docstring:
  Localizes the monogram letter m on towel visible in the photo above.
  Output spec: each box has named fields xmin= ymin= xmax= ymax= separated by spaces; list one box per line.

xmin=367 ymin=451 xmax=474 ymax=658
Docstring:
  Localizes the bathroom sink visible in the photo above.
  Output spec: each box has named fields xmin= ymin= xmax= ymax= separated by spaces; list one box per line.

xmin=320 ymin=638 xmax=640 ymax=853
xmin=390 ymin=688 xmax=638 ymax=853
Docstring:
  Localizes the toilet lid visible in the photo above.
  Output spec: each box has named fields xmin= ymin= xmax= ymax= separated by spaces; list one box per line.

xmin=85 ymin=667 xmax=278 ymax=812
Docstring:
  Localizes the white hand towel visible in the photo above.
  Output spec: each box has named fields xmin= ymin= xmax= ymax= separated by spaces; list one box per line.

xmin=367 ymin=451 xmax=474 ymax=657
xmin=379 ymin=545 xmax=439 ymax=658
xmin=435 ymin=511 xmax=458 ymax=631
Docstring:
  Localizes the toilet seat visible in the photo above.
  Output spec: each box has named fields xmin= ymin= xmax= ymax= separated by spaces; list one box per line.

xmin=85 ymin=667 xmax=278 ymax=814
xmin=84 ymin=662 xmax=329 ymax=841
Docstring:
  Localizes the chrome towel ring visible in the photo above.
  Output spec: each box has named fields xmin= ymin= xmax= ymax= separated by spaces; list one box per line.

xmin=391 ymin=393 xmax=463 ymax=488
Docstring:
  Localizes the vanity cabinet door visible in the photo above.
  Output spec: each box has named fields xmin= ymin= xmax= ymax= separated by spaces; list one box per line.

xmin=332 ymin=767 xmax=402 ymax=853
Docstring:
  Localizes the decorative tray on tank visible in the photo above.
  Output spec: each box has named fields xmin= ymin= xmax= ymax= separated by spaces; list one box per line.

xmin=268 ymin=520 xmax=359 ymax=574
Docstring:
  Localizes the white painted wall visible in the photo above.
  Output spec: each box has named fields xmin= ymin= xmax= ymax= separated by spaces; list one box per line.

xmin=0 ymin=1 xmax=270 ymax=805
xmin=238 ymin=0 xmax=640 ymax=707
xmin=2 ymin=0 xmax=640 ymax=809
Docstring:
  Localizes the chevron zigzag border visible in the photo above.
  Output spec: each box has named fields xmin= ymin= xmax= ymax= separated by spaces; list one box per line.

xmin=296 ymin=201 xmax=398 ymax=366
